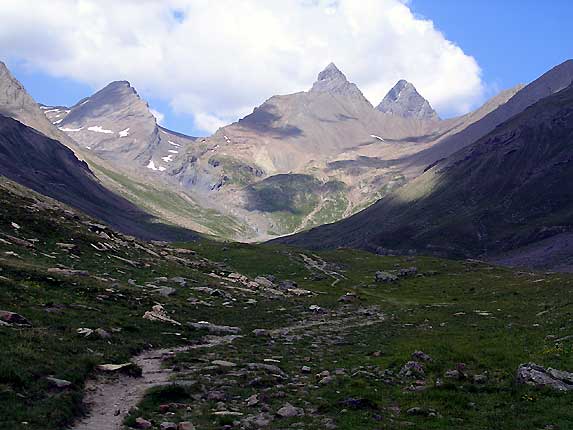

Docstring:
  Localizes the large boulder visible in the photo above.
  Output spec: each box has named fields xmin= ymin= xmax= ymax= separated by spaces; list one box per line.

xmin=0 ymin=310 xmax=31 ymax=326
xmin=516 ymin=363 xmax=573 ymax=391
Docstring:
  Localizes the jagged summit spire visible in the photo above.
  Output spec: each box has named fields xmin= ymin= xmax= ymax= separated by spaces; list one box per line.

xmin=376 ymin=80 xmax=439 ymax=121
xmin=316 ymin=62 xmax=346 ymax=82
xmin=310 ymin=62 xmax=370 ymax=105
xmin=105 ymin=80 xmax=132 ymax=89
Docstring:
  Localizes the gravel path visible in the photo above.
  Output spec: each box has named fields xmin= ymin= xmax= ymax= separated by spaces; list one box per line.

xmin=72 ymin=335 xmax=241 ymax=430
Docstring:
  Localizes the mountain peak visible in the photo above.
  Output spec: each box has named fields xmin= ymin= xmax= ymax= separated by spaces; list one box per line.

xmin=317 ymin=62 xmax=345 ymax=81
xmin=310 ymin=62 xmax=351 ymax=93
xmin=98 ymin=80 xmax=137 ymax=98
xmin=377 ymin=80 xmax=439 ymax=121
xmin=105 ymin=80 xmax=132 ymax=89
xmin=310 ymin=63 xmax=370 ymax=105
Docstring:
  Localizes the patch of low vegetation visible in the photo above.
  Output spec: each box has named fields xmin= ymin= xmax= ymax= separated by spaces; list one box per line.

xmin=246 ymin=174 xmax=347 ymax=234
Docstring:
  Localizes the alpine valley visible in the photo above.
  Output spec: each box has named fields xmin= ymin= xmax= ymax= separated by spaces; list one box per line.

xmin=3 ymin=48 xmax=573 ymax=430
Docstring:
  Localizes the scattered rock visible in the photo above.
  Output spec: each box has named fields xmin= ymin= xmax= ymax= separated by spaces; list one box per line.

xmin=301 ymin=366 xmax=311 ymax=373
xmin=156 ymin=287 xmax=177 ymax=297
xmin=212 ymin=360 xmax=237 ymax=368
xmin=516 ymin=363 xmax=573 ymax=391
xmin=207 ymin=390 xmax=227 ymax=401
xmin=254 ymin=276 xmax=275 ymax=288
xmin=46 ymin=377 xmax=72 ymax=389
xmin=95 ymin=328 xmax=112 ymax=339
xmin=252 ymin=329 xmax=269 ymax=337
xmin=242 ymin=413 xmax=273 ymax=428
xmin=160 ymin=423 xmax=177 ymax=430
xmin=399 ymin=361 xmax=425 ymax=379
xmin=47 ymin=267 xmax=89 ymax=277
xmin=406 ymin=407 xmax=438 ymax=418
xmin=444 ymin=369 xmax=460 ymax=379
xmin=56 ymin=243 xmax=77 ymax=251
xmin=322 ymin=417 xmax=338 ymax=429
xmin=375 ymin=271 xmax=398 ymax=283
xmin=77 ymin=327 xmax=94 ymax=337
xmin=288 ymin=288 xmax=314 ymax=297
xmin=213 ymin=411 xmax=243 ymax=417
xmin=143 ymin=305 xmax=181 ymax=326
xmin=97 ymin=362 xmax=141 ymax=376
xmin=309 ymin=304 xmax=324 ymax=313
xmin=0 ymin=310 xmax=31 ymax=326
xmin=278 ymin=280 xmax=297 ymax=290
xmin=188 ymin=321 xmax=240 ymax=334
xmin=135 ymin=417 xmax=153 ymax=429
xmin=319 ymin=375 xmax=335 ymax=385
xmin=411 ymin=351 xmax=432 ymax=362
xmin=170 ymin=276 xmax=187 ymax=286
xmin=338 ymin=292 xmax=358 ymax=303
xmin=2 ymin=234 xmax=34 ymax=248
xmin=177 ymin=423 xmax=195 ymax=430
xmin=276 ymin=402 xmax=304 ymax=418
xmin=246 ymin=394 xmax=259 ymax=406
xmin=398 ymin=267 xmax=418 ymax=277
xmin=247 ymin=363 xmax=287 ymax=378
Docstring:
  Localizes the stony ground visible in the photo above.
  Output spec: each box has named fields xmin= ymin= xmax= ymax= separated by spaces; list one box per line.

xmin=2 ymin=178 xmax=573 ymax=430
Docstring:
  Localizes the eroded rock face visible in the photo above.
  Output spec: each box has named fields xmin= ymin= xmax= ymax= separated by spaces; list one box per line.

xmin=516 ymin=363 xmax=573 ymax=391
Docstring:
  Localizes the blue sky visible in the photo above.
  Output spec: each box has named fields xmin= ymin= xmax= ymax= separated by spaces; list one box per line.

xmin=3 ymin=0 xmax=572 ymax=137
xmin=410 ymin=0 xmax=573 ymax=90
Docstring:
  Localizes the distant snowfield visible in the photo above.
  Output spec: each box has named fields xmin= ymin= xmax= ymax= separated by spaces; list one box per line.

xmin=168 ymin=140 xmax=181 ymax=147
xmin=59 ymin=126 xmax=83 ymax=132
xmin=88 ymin=125 xmax=114 ymax=134
xmin=146 ymin=160 xmax=166 ymax=172
xmin=119 ymin=128 xmax=130 ymax=137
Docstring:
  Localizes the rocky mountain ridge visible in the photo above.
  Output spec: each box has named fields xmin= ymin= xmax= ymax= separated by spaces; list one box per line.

xmin=276 ymin=72 xmax=573 ymax=271
xmin=2 ymin=59 xmax=565 ymax=242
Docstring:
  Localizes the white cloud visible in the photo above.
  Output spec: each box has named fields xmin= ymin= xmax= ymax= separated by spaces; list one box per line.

xmin=149 ymin=108 xmax=165 ymax=125
xmin=0 ymin=0 xmax=484 ymax=133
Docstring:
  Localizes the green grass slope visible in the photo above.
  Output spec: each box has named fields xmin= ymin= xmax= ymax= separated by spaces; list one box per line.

xmin=1 ymin=178 xmax=573 ymax=429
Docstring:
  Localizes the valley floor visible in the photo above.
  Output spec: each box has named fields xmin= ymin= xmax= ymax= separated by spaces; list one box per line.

xmin=1 ymin=180 xmax=573 ymax=430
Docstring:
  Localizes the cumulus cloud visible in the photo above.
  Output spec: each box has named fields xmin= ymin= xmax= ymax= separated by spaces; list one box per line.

xmin=0 ymin=0 xmax=484 ymax=133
